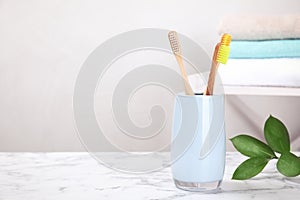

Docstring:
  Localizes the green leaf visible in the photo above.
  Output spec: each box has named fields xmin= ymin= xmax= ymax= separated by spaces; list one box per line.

xmin=230 ymin=135 xmax=276 ymax=158
xmin=232 ymin=157 xmax=269 ymax=180
xmin=277 ymin=152 xmax=300 ymax=177
xmin=264 ymin=115 xmax=290 ymax=153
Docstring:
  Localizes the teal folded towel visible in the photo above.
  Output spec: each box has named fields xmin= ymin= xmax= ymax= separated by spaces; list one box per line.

xmin=230 ymin=40 xmax=300 ymax=59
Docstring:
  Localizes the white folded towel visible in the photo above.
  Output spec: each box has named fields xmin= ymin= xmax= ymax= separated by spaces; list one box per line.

xmin=218 ymin=58 xmax=300 ymax=87
xmin=218 ymin=15 xmax=300 ymax=40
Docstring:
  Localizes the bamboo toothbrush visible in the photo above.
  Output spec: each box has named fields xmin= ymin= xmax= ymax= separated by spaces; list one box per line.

xmin=168 ymin=31 xmax=194 ymax=95
xmin=206 ymin=33 xmax=231 ymax=95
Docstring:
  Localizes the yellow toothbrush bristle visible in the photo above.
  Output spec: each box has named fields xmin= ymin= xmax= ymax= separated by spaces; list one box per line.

xmin=217 ymin=33 xmax=231 ymax=64
xmin=216 ymin=44 xmax=230 ymax=64
xmin=221 ymin=33 xmax=231 ymax=46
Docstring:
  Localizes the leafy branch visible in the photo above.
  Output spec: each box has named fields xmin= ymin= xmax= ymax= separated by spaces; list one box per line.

xmin=230 ymin=115 xmax=300 ymax=180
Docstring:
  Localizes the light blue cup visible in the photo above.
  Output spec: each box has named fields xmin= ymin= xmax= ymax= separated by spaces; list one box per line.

xmin=171 ymin=94 xmax=226 ymax=192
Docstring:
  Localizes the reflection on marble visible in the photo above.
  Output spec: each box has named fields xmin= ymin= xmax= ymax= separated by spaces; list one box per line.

xmin=0 ymin=152 xmax=299 ymax=200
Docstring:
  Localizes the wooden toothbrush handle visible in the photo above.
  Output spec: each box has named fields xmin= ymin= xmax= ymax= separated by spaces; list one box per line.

xmin=206 ymin=43 xmax=221 ymax=95
xmin=206 ymin=62 xmax=220 ymax=95
xmin=175 ymin=54 xmax=194 ymax=95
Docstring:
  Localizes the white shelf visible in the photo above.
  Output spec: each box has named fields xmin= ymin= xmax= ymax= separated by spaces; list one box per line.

xmin=223 ymin=86 xmax=300 ymax=96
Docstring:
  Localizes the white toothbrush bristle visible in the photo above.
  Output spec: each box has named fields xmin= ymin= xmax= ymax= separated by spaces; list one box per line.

xmin=168 ymin=31 xmax=181 ymax=54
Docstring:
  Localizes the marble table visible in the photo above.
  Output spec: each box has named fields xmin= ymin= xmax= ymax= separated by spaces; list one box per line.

xmin=0 ymin=152 xmax=299 ymax=200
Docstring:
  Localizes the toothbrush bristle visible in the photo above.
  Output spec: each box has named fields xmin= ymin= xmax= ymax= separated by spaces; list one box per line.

xmin=221 ymin=33 xmax=231 ymax=46
xmin=216 ymin=45 xmax=230 ymax=64
xmin=216 ymin=33 xmax=232 ymax=64
xmin=168 ymin=31 xmax=181 ymax=55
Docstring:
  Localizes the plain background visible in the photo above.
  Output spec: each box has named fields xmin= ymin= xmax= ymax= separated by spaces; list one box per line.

xmin=0 ymin=0 xmax=300 ymax=151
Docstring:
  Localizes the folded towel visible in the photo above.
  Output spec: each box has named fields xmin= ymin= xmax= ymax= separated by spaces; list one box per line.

xmin=230 ymin=40 xmax=300 ymax=59
xmin=219 ymin=15 xmax=300 ymax=40
xmin=218 ymin=58 xmax=300 ymax=87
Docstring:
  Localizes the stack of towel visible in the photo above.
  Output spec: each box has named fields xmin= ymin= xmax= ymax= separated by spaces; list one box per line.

xmin=218 ymin=15 xmax=300 ymax=88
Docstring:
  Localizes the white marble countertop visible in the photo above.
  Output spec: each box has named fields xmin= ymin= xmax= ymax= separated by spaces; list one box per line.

xmin=0 ymin=152 xmax=299 ymax=200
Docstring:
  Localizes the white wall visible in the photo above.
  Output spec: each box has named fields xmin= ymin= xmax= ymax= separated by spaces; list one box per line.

xmin=0 ymin=0 xmax=299 ymax=151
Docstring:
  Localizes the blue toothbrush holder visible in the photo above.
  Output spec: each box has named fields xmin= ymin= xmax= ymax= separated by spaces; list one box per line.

xmin=171 ymin=94 xmax=226 ymax=192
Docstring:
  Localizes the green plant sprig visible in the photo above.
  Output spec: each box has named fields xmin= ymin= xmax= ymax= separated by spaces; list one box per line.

xmin=230 ymin=115 xmax=300 ymax=180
